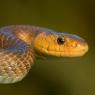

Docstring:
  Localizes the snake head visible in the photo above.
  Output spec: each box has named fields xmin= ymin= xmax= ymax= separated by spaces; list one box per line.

xmin=34 ymin=31 xmax=88 ymax=57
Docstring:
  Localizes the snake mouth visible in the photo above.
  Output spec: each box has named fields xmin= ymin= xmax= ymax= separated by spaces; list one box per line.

xmin=34 ymin=42 xmax=88 ymax=57
xmin=34 ymin=32 xmax=89 ymax=57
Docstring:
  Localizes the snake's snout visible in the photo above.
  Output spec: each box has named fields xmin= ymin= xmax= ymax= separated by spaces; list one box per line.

xmin=69 ymin=39 xmax=88 ymax=57
xmin=34 ymin=32 xmax=88 ymax=57
xmin=58 ymin=33 xmax=89 ymax=57
xmin=64 ymin=34 xmax=88 ymax=57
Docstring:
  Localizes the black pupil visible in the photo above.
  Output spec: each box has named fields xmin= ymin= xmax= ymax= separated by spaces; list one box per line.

xmin=57 ymin=37 xmax=65 ymax=45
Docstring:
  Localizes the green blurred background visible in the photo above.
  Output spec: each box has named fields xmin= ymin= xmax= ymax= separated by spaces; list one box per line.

xmin=0 ymin=0 xmax=95 ymax=95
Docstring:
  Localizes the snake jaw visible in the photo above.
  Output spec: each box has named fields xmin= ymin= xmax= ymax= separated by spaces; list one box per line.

xmin=34 ymin=32 xmax=88 ymax=57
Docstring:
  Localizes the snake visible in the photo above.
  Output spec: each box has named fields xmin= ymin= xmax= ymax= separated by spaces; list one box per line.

xmin=0 ymin=25 xmax=88 ymax=83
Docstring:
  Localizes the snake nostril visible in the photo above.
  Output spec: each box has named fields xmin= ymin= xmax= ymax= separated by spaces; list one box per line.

xmin=57 ymin=37 xmax=65 ymax=45
xmin=71 ymin=42 xmax=78 ymax=48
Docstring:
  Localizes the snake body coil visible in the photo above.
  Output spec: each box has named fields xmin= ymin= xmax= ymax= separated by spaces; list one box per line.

xmin=0 ymin=25 xmax=88 ymax=83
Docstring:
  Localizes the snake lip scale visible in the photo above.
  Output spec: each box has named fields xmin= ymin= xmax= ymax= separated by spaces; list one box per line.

xmin=0 ymin=25 xmax=88 ymax=83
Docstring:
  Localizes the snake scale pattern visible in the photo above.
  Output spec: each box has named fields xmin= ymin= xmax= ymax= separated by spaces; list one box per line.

xmin=0 ymin=25 xmax=88 ymax=83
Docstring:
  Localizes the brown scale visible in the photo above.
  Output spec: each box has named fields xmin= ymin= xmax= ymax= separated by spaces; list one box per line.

xmin=0 ymin=29 xmax=34 ymax=83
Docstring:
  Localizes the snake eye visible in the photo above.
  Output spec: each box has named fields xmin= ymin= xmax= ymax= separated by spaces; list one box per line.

xmin=57 ymin=37 xmax=65 ymax=45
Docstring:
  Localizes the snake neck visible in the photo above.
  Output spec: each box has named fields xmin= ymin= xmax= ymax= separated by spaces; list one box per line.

xmin=13 ymin=25 xmax=53 ymax=45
